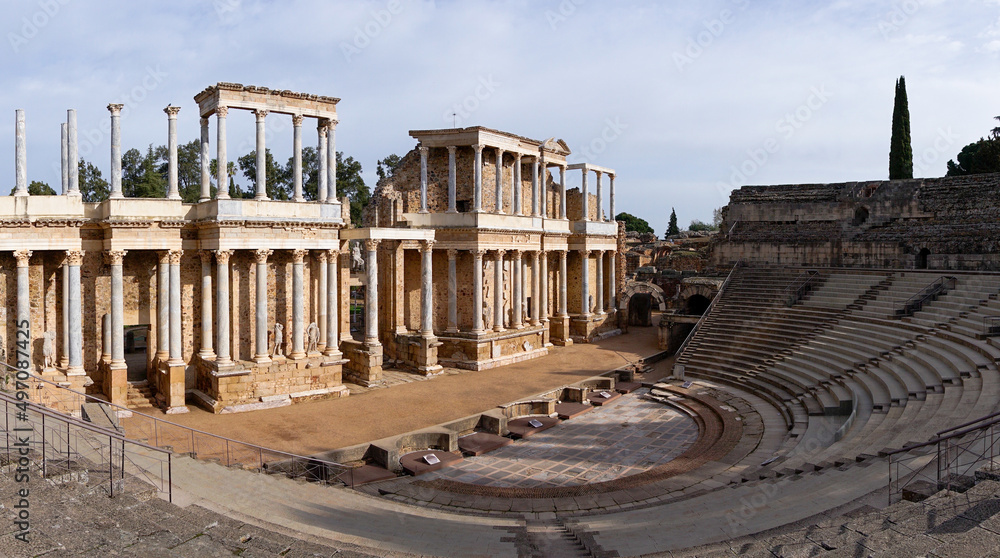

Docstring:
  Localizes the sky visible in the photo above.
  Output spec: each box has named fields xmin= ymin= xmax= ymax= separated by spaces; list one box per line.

xmin=2 ymin=0 xmax=999 ymax=236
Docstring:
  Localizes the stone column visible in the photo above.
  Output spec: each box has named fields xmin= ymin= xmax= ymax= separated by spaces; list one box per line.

xmin=364 ymin=240 xmax=380 ymax=343
xmin=539 ymin=152 xmax=547 ymax=218
xmin=580 ymin=250 xmax=591 ymax=316
xmin=165 ymin=106 xmax=181 ymax=200
xmin=108 ymin=250 xmax=126 ymax=369
xmin=446 ymin=249 xmax=458 ymax=333
xmin=327 ymin=120 xmax=337 ymax=201
xmin=493 ymin=250 xmax=505 ymax=332
xmin=168 ymin=250 xmax=183 ymax=366
xmin=292 ymin=115 xmax=304 ymax=202
xmin=471 ymin=249 xmax=485 ymax=333
xmin=531 ymin=158 xmax=539 ymax=217
xmin=14 ymin=109 xmax=26 ymax=196
xmin=609 ymin=174 xmax=616 ymax=222
xmin=560 ymin=165 xmax=567 ymax=219
xmin=608 ymin=249 xmax=617 ymax=313
xmin=419 ymin=146 xmax=429 ymax=213
xmin=317 ymin=121 xmax=328 ymax=202
xmin=324 ymin=248 xmax=340 ymax=356
xmin=66 ymin=251 xmax=84 ymax=375
xmin=540 ymin=251 xmax=548 ymax=324
xmin=420 ymin=240 xmax=435 ymax=336
xmin=216 ymin=107 xmax=230 ymax=199
xmin=13 ymin=251 xmax=30 ymax=368
xmin=102 ymin=313 xmax=111 ymax=362
xmin=511 ymin=250 xmax=522 ymax=329
xmin=254 ymin=249 xmax=272 ymax=362
xmin=291 ymin=249 xmax=307 ymax=359
xmin=495 ymin=148 xmax=505 ymax=214
xmin=60 ymin=262 xmax=69 ymax=368
xmin=513 ymin=153 xmax=523 ymax=215
xmin=530 ymin=252 xmax=540 ymax=326
xmin=67 ymin=109 xmax=79 ymax=195
xmin=199 ymin=117 xmax=210 ymax=201
xmin=317 ymin=251 xmax=328 ymax=352
xmin=109 ymin=104 xmax=124 ymax=199
xmin=581 ymin=168 xmax=589 ymax=221
xmin=472 ymin=144 xmax=484 ymax=212
xmin=595 ymin=250 xmax=605 ymax=315
xmin=215 ymin=250 xmax=233 ymax=365
xmin=156 ymin=252 xmax=169 ymax=360
xmin=446 ymin=146 xmax=457 ymax=213
xmin=559 ymin=250 xmax=568 ymax=317
xmin=254 ymin=109 xmax=268 ymax=200
xmin=199 ymin=251 xmax=214 ymax=359
xmin=60 ymin=123 xmax=68 ymax=194
xmin=595 ymin=170 xmax=603 ymax=222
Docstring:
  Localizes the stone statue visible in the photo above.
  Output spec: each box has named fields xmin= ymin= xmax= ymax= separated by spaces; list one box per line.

xmin=351 ymin=242 xmax=365 ymax=272
xmin=272 ymin=322 xmax=284 ymax=357
xmin=482 ymin=283 xmax=493 ymax=330
xmin=307 ymin=322 xmax=320 ymax=353
xmin=42 ymin=330 xmax=56 ymax=369
xmin=590 ymin=294 xmax=595 ymax=314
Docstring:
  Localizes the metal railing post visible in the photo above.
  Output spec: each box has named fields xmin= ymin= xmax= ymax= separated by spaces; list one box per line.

xmin=168 ymin=452 xmax=172 ymax=503
xmin=108 ymin=434 xmax=114 ymax=497
xmin=41 ymin=412 xmax=46 ymax=478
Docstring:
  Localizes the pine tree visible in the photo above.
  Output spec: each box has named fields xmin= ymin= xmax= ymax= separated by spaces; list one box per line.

xmin=889 ymin=76 xmax=913 ymax=180
xmin=667 ymin=207 xmax=680 ymax=237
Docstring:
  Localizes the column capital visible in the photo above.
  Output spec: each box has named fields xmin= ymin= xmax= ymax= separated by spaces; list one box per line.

xmin=65 ymin=250 xmax=84 ymax=266
xmin=418 ymin=145 xmax=429 ymax=155
xmin=254 ymin=248 xmax=273 ymax=264
xmin=496 ymin=147 xmax=505 ymax=156
xmin=514 ymin=152 xmax=523 ymax=161
xmin=595 ymin=169 xmax=603 ymax=178
xmin=291 ymin=114 xmax=304 ymax=126
xmin=13 ymin=250 xmax=31 ymax=267
xmin=292 ymin=249 xmax=308 ymax=264
xmin=328 ymin=246 xmax=343 ymax=261
xmin=494 ymin=249 xmax=506 ymax=260
xmin=106 ymin=249 xmax=127 ymax=266
xmin=157 ymin=251 xmax=170 ymax=265
xmin=253 ymin=109 xmax=269 ymax=120
xmin=447 ymin=145 xmax=457 ymax=154
xmin=471 ymin=248 xmax=486 ymax=258
xmin=579 ymin=249 xmax=592 ymax=257
xmin=199 ymin=250 xmax=214 ymax=265
xmin=447 ymin=248 xmax=458 ymax=259
xmin=216 ymin=106 xmax=229 ymax=118
xmin=472 ymin=143 xmax=484 ymax=153
xmin=163 ymin=105 xmax=181 ymax=118
xmin=168 ymin=249 xmax=183 ymax=265
xmin=215 ymin=249 xmax=233 ymax=264
xmin=420 ymin=239 xmax=436 ymax=253
xmin=315 ymin=250 xmax=328 ymax=264
xmin=511 ymin=249 xmax=523 ymax=259
xmin=107 ymin=103 xmax=123 ymax=115
xmin=200 ymin=116 xmax=209 ymax=127
xmin=318 ymin=118 xmax=331 ymax=132
xmin=364 ymin=238 xmax=381 ymax=252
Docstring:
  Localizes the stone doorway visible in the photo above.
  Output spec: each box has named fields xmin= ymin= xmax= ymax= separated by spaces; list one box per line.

xmin=916 ymin=248 xmax=930 ymax=270
xmin=684 ymin=294 xmax=711 ymax=316
xmin=124 ymin=325 xmax=149 ymax=383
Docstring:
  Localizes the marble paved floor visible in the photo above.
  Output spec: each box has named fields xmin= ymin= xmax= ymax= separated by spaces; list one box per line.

xmin=422 ymin=388 xmax=699 ymax=488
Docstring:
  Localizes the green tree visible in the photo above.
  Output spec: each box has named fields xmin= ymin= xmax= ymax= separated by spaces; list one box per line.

xmin=889 ymin=76 xmax=913 ymax=180
xmin=238 ymin=149 xmax=289 ymax=200
xmin=122 ymin=146 xmax=167 ymax=198
xmin=176 ymin=140 xmax=203 ymax=203
xmin=209 ymin=158 xmax=238 ymax=198
xmin=78 ymin=161 xmax=109 ymax=202
xmin=615 ymin=212 xmax=653 ymax=234
xmin=946 ymin=117 xmax=1000 ymax=176
xmin=26 ymin=180 xmax=55 ymax=195
xmin=376 ymin=153 xmax=402 ymax=182
xmin=667 ymin=207 xmax=680 ymax=236
xmin=689 ymin=219 xmax=717 ymax=232
xmin=337 ymin=151 xmax=370 ymax=224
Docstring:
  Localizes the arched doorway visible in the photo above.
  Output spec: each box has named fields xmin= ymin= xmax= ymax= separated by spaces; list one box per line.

xmin=916 ymin=248 xmax=930 ymax=270
xmin=628 ymin=293 xmax=653 ymax=326
xmin=852 ymin=206 xmax=869 ymax=226
xmin=684 ymin=294 xmax=711 ymax=316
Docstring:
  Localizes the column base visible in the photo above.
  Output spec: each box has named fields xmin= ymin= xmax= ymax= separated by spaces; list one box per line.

xmin=198 ymin=196 xmax=210 ymax=202
xmin=254 ymin=194 xmax=269 ymax=201
xmin=254 ymin=355 xmax=272 ymax=365
xmin=168 ymin=358 xmax=185 ymax=367
xmin=66 ymin=365 xmax=86 ymax=376
xmin=198 ymin=349 xmax=216 ymax=360
xmin=290 ymin=350 xmax=306 ymax=360
xmin=168 ymin=194 xmax=182 ymax=200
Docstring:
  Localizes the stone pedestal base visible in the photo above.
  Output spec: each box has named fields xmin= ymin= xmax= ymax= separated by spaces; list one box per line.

xmin=550 ymin=316 xmax=573 ymax=346
xmin=437 ymin=327 xmax=548 ymax=371
xmin=342 ymin=340 xmax=382 ymax=386
xmin=156 ymin=361 xmax=188 ymax=414
xmin=105 ymin=363 xmax=128 ymax=407
xmin=193 ymin=353 xmax=346 ymax=413
xmin=415 ymin=335 xmax=442 ymax=376
xmin=541 ymin=319 xmax=551 ymax=346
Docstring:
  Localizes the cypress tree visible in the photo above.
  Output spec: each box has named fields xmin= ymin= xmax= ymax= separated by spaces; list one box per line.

xmin=667 ymin=207 xmax=680 ymax=236
xmin=889 ymin=76 xmax=913 ymax=180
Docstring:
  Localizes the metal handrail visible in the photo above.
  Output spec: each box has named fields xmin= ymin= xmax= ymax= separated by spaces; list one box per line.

xmin=893 ymin=276 xmax=956 ymax=317
xmin=674 ymin=260 xmax=743 ymax=360
xmin=781 ymin=269 xmax=820 ymax=306
xmin=884 ymin=411 xmax=1000 ymax=457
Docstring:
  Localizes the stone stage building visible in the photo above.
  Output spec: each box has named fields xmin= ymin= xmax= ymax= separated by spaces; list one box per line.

xmin=6 ymin=83 xmax=621 ymax=414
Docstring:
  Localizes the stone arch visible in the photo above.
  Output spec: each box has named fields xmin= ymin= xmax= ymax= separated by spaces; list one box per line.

xmin=852 ymin=206 xmax=869 ymax=226
xmin=678 ymin=284 xmax=717 ymax=316
xmin=619 ymin=281 xmax=667 ymax=312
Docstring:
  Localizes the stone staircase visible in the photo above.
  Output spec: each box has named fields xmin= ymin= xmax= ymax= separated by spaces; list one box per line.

xmin=126 ymin=381 xmax=157 ymax=409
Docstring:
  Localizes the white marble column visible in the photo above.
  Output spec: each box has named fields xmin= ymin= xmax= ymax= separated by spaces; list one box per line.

xmin=66 ymin=251 xmax=84 ymax=375
xmin=595 ymin=170 xmax=603 ymax=222
xmin=473 ymin=144 xmax=484 ymax=212
xmin=13 ymin=251 xmax=30 ymax=368
xmin=292 ymin=115 xmax=304 ymax=202
xmin=157 ymin=252 xmax=169 ymax=360
xmin=595 ymin=250 xmax=605 ymax=315
xmin=324 ymin=248 xmax=340 ymax=356
xmin=254 ymin=249 xmax=272 ymax=362
xmin=530 ymin=251 xmax=540 ymax=326
xmin=109 ymin=104 xmax=124 ymax=199
xmin=581 ymin=168 xmax=589 ymax=221
xmin=291 ymin=249 xmax=306 ymax=359
xmin=559 ymin=250 xmax=568 ymax=317
xmin=60 ymin=123 xmax=68 ymax=195
xmin=420 ymin=241 xmax=435 ymax=336
xmin=108 ymin=250 xmax=126 ymax=369
xmin=317 ymin=251 xmax=328 ymax=352
xmin=327 ymin=120 xmax=337 ymax=201
xmin=531 ymin=158 xmax=539 ymax=217
xmin=14 ymin=109 xmax=26 ymax=197
xmin=539 ymin=152 xmax=547 ymax=218
xmin=317 ymin=121 xmax=328 ymax=202
xmin=495 ymin=148 xmax=505 ymax=214
xmin=446 ymin=146 xmax=457 ymax=213
xmin=493 ymin=250 xmax=505 ymax=332
xmin=60 ymin=262 xmax=69 ymax=367
xmin=216 ymin=250 xmax=233 ymax=365
xmin=580 ymin=250 xmax=591 ymax=316
xmin=168 ymin=250 xmax=183 ymax=366
xmin=216 ymin=107 xmax=230 ymax=199
xmin=511 ymin=250 xmax=522 ymax=329
xmin=609 ymin=174 xmax=616 ymax=221
xmin=609 ymin=249 xmax=617 ymax=312
xmin=419 ymin=145 xmax=429 ymax=213
xmin=540 ymin=251 xmax=548 ymax=325
xmin=102 ymin=313 xmax=111 ymax=362
xmin=446 ymin=249 xmax=458 ymax=333
xmin=67 ymin=109 xmax=79 ymax=196
xmin=513 ymin=153 xmax=523 ymax=215
xmin=199 ymin=251 xmax=214 ymax=359
xmin=471 ymin=249 xmax=485 ymax=333
xmin=560 ymin=165 xmax=567 ymax=219
xmin=254 ymin=109 xmax=268 ymax=200
xmin=165 ymin=106 xmax=181 ymax=200
xmin=364 ymin=240 xmax=380 ymax=343
xmin=199 ymin=117 xmax=210 ymax=202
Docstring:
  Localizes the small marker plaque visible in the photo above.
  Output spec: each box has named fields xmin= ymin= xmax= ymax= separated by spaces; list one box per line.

xmin=600 ymin=391 xmax=612 ymax=398
xmin=682 ymin=381 xmax=693 ymax=389
xmin=528 ymin=419 xmax=544 ymax=428
xmin=423 ymin=453 xmax=441 ymax=465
